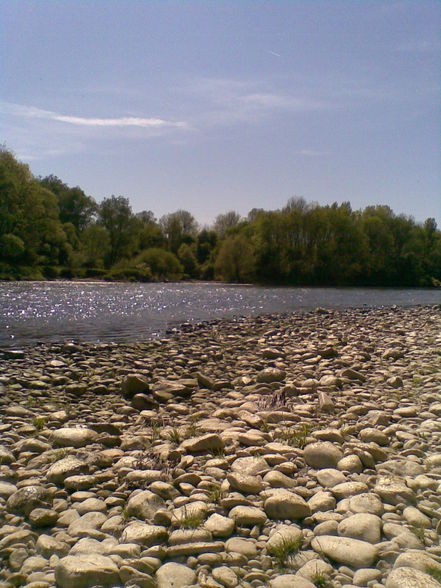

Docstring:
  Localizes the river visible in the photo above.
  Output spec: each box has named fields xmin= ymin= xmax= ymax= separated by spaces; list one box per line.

xmin=0 ymin=281 xmax=439 ymax=347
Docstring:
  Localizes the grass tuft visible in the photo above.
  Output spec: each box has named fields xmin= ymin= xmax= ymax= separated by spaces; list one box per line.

xmin=274 ymin=424 xmax=310 ymax=449
xmin=167 ymin=427 xmax=182 ymax=444
xmin=207 ymin=484 xmax=226 ymax=505
xmin=177 ymin=506 xmax=205 ymax=529
xmin=271 ymin=535 xmax=302 ymax=566
xmin=32 ymin=416 xmax=47 ymax=431
xmin=312 ymin=572 xmax=329 ymax=587
xmin=426 ymin=566 xmax=441 ymax=583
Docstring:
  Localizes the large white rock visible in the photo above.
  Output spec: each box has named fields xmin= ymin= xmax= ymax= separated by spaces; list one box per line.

xmin=205 ymin=513 xmax=235 ymax=537
xmin=348 ymin=492 xmax=384 ymax=516
xmin=121 ymin=522 xmax=168 ymax=546
xmin=311 ymin=535 xmax=378 ymax=568
xmin=52 ymin=428 xmax=98 ymax=448
xmin=394 ymin=551 xmax=441 ymax=575
xmin=126 ymin=490 xmax=165 ymax=520
xmin=264 ymin=489 xmax=311 ymax=520
xmin=180 ymin=433 xmax=224 ymax=453
xmin=385 ymin=567 xmax=440 ymax=588
xmin=55 ymin=554 xmax=120 ymax=588
xmin=337 ymin=513 xmax=382 ymax=544
xmin=231 ymin=456 xmax=269 ymax=476
xmin=270 ymin=576 xmax=315 ymax=588
xmin=46 ymin=456 xmax=89 ymax=484
xmin=266 ymin=524 xmax=303 ymax=556
xmin=156 ymin=562 xmax=196 ymax=587
xmin=304 ymin=442 xmax=343 ymax=469
xmin=375 ymin=476 xmax=415 ymax=505
xmin=229 ymin=505 xmax=266 ymax=526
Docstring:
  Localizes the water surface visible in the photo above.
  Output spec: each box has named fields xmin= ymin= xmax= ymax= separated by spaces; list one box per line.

xmin=0 ymin=281 xmax=439 ymax=347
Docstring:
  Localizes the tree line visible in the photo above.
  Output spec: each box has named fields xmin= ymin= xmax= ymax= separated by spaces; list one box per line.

xmin=1 ymin=148 xmax=440 ymax=287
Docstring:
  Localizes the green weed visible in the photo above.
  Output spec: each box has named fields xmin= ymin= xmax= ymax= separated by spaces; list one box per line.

xmin=167 ymin=428 xmax=182 ymax=444
xmin=274 ymin=424 xmax=310 ymax=449
xmin=177 ymin=506 xmax=205 ymax=529
xmin=32 ymin=416 xmax=47 ymax=431
xmin=312 ymin=572 xmax=329 ymax=588
xmin=271 ymin=535 xmax=302 ymax=566
xmin=426 ymin=566 xmax=441 ymax=583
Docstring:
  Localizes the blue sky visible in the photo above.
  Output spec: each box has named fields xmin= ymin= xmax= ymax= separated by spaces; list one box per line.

xmin=1 ymin=1 xmax=440 ymax=224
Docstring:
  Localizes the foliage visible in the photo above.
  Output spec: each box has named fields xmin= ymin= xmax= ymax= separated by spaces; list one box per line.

xmin=176 ymin=506 xmax=205 ymax=529
xmin=426 ymin=566 xmax=441 ymax=583
xmin=1 ymin=148 xmax=441 ymax=287
xmin=270 ymin=535 xmax=303 ymax=566
xmin=98 ymin=195 xmax=136 ymax=266
xmin=213 ymin=210 xmax=241 ymax=237
xmin=133 ymin=248 xmax=183 ymax=281
xmin=214 ymin=234 xmax=255 ymax=282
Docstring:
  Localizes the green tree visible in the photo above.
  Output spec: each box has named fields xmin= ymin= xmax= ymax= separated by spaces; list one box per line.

xmin=213 ymin=211 xmax=241 ymax=237
xmin=98 ymin=196 xmax=135 ymax=266
xmin=39 ymin=175 xmax=97 ymax=233
xmin=80 ymin=224 xmax=110 ymax=267
xmin=214 ymin=234 xmax=255 ymax=283
xmin=160 ymin=210 xmax=198 ymax=253
xmin=178 ymin=243 xmax=199 ymax=278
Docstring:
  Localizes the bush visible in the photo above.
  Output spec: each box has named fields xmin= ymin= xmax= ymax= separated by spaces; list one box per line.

xmin=83 ymin=267 xmax=107 ymax=279
xmin=134 ymin=248 xmax=183 ymax=280
xmin=105 ymin=265 xmax=152 ymax=282
xmin=1 ymin=233 xmax=25 ymax=260
xmin=42 ymin=266 xmax=61 ymax=279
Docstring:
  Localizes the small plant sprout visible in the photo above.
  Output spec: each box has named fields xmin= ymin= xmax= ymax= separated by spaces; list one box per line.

xmin=270 ymin=535 xmax=302 ymax=567
xmin=312 ymin=571 xmax=329 ymax=588
xmin=176 ymin=506 xmax=205 ymax=529
xmin=426 ymin=566 xmax=441 ymax=583
xmin=207 ymin=484 xmax=226 ymax=505
xmin=167 ymin=427 xmax=182 ymax=444
xmin=274 ymin=423 xmax=310 ymax=449
xmin=32 ymin=416 xmax=47 ymax=431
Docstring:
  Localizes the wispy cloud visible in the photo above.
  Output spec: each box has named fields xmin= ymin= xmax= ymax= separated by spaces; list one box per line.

xmin=0 ymin=102 xmax=189 ymax=130
xmin=184 ymin=77 xmax=335 ymax=129
xmin=239 ymin=92 xmax=328 ymax=111
xmin=394 ymin=39 xmax=441 ymax=53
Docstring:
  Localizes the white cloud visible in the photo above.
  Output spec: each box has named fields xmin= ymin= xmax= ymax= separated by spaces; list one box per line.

xmin=183 ymin=77 xmax=335 ymax=129
xmin=394 ymin=39 xmax=441 ymax=53
xmin=0 ymin=101 xmax=189 ymax=130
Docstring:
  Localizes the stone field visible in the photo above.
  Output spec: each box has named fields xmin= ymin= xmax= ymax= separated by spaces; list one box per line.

xmin=0 ymin=304 xmax=440 ymax=587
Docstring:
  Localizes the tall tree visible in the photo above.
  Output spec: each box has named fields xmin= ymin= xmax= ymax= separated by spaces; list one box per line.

xmin=98 ymin=196 xmax=135 ymax=266
xmin=160 ymin=210 xmax=198 ymax=253
xmin=38 ymin=175 xmax=97 ymax=233
xmin=213 ymin=211 xmax=241 ymax=237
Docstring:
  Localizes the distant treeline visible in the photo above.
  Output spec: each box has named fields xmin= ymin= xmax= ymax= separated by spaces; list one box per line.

xmin=1 ymin=148 xmax=440 ymax=287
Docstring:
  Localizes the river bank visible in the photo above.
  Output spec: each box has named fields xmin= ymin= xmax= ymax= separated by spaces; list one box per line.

xmin=0 ymin=305 xmax=441 ymax=587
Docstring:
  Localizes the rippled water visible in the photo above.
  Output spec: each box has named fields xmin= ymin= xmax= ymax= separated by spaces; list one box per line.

xmin=0 ymin=281 xmax=439 ymax=347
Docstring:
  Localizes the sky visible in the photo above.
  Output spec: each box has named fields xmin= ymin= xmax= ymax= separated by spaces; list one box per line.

xmin=1 ymin=0 xmax=440 ymax=225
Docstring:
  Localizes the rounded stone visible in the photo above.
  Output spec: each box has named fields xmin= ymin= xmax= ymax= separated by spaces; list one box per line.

xmin=205 ymin=513 xmax=235 ymax=537
xmin=52 ymin=428 xmax=99 ymax=448
xmin=311 ymin=535 xmax=378 ymax=568
xmin=304 ymin=442 xmax=343 ymax=469
xmin=264 ymin=489 xmax=311 ymax=521
xmin=337 ymin=513 xmax=382 ymax=544
xmin=270 ymin=576 xmax=315 ymax=588
xmin=385 ymin=566 xmax=440 ymax=588
xmin=229 ymin=506 xmax=267 ymax=527
xmin=6 ymin=486 xmax=51 ymax=516
xmin=55 ymin=554 xmax=120 ymax=588
xmin=156 ymin=562 xmax=196 ymax=587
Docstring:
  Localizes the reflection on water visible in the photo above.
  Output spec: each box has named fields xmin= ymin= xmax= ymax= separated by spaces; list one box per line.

xmin=0 ymin=281 xmax=439 ymax=346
